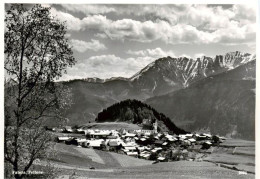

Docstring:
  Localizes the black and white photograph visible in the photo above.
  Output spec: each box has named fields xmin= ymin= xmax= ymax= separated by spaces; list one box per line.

xmin=2 ymin=1 xmax=258 ymax=178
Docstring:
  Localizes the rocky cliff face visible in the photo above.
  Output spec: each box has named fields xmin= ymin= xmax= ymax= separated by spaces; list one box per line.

xmin=129 ymin=51 xmax=254 ymax=98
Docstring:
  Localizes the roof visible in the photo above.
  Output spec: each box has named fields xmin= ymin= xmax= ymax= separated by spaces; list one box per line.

xmin=87 ymin=140 xmax=104 ymax=147
xmin=205 ymin=141 xmax=212 ymax=145
xmin=157 ymin=157 xmax=166 ymax=160
xmin=92 ymin=132 xmax=110 ymax=136
xmin=124 ymin=146 xmax=136 ymax=150
xmin=202 ymin=133 xmax=212 ymax=137
xmin=107 ymin=136 xmax=118 ymax=139
xmin=151 ymin=149 xmax=157 ymax=153
xmin=126 ymin=152 xmax=138 ymax=156
xmin=188 ymin=138 xmax=196 ymax=142
xmin=185 ymin=134 xmax=193 ymax=137
xmin=168 ymin=137 xmax=177 ymax=141
xmin=124 ymin=133 xmax=136 ymax=137
xmin=76 ymin=138 xmax=87 ymax=142
xmin=122 ymin=142 xmax=136 ymax=147
xmin=58 ymin=136 xmax=71 ymax=140
xmin=140 ymin=153 xmax=150 ymax=158
xmin=88 ymin=140 xmax=103 ymax=147
xmin=108 ymin=141 xmax=119 ymax=147
xmin=137 ymin=146 xmax=145 ymax=150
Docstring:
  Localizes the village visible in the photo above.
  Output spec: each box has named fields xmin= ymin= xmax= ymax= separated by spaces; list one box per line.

xmin=46 ymin=120 xmax=227 ymax=163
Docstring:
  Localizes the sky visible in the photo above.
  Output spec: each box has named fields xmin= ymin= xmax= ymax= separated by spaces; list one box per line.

xmin=7 ymin=4 xmax=257 ymax=81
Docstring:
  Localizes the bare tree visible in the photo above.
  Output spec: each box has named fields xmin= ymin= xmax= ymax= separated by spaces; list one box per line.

xmin=4 ymin=4 xmax=75 ymax=178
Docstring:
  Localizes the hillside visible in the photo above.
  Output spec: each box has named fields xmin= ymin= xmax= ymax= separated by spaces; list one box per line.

xmin=146 ymin=60 xmax=256 ymax=140
xmin=95 ymin=99 xmax=187 ymax=134
xmin=61 ymin=51 xmax=255 ymax=124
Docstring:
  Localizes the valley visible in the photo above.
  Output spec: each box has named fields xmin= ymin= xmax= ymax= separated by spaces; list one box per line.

xmin=59 ymin=51 xmax=255 ymax=140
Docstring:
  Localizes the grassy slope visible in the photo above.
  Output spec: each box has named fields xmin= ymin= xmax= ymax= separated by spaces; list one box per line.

xmin=203 ymin=139 xmax=255 ymax=174
xmin=80 ymin=122 xmax=142 ymax=131
xmin=56 ymin=161 xmax=254 ymax=179
xmin=43 ymin=138 xmax=255 ymax=178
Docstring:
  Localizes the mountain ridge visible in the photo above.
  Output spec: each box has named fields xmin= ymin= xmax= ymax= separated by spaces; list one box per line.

xmin=145 ymin=59 xmax=256 ymax=140
xmin=61 ymin=51 xmax=255 ymax=140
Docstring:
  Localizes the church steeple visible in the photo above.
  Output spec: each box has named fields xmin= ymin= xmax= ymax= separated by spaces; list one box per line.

xmin=153 ymin=119 xmax=158 ymax=133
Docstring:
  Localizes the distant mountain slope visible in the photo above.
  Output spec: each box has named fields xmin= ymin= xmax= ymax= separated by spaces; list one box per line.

xmin=61 ymin=51 xmax=255 ymax=125
xmin=95 ymin=99 xmax=187 ymax=134
xmin=146 ymin=60 xmax=256 ymax=140
xmin=130 ymin=51 xmax=254 ymax=93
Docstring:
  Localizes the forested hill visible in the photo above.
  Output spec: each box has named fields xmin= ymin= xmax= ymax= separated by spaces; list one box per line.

xmin=95 ymin=99 xmax=187 ymax=134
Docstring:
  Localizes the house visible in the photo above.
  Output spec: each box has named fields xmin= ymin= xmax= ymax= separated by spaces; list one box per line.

xmin=201 ymin=133 xmax=212 ymax=139
xmin=181 ymin=140 xmax=191 ymax=147
xmin=123 ymin=133 xmax=136 ymax=138
xmin=88 ymin=130 xmax=111 ymax=139
xmin=139 ymin=151 xmax=151 ymax=159
xmin=184 ymin=134 xmax=193 ymax=139
xmin=107 ymin=141 xmax=122 ymax=151
xmin=76 ymin=128 xmax=85 ymax=134
xmin=134 ymin=129 xmax=156 ymax=136
xmin=162 ymin=142 xmax=169 ymax=147
xmin=151 ymin=147 xmax=162 ymax=153
xmin=196 ymin=135 xmax=207 ymax=141
xmin=123 ymin=146 xmax=137 ymax=152
xmin=57 ymin=136 xmax=72 ymax=143
xmin=53 ymin=127 xmax=64 ymax=133
xmin=63 ymin=126 xmax=74 ymax=133
xmin=76 ymin=138 xmax=87 ymax=145
xmin=137 ymin=146 xmax=145 ymax=152
xmin=202 ymin=141 xmax=212 ymax=149
xmin=157 ymin=157 xmax=166 ymax=162
xmin=154 ymin=140 xmax=164 ymax=146
xmin=126 ymin=151 xmax=138 ymax=156
xmin=188 ymin=138 xmax=196 ymax=143
xmin=65 ymin=138 xmax=78 ymax=145
xmin=83 ymin=139 xmax=104 ymax=149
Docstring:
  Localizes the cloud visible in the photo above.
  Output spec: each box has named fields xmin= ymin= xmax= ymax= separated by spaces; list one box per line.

xmin=50 ymin=4 xmax=256 ymax=46
xmin=59 ymin=4 xmax=116 ymax=15
xmin=180 ymin=54 xmax=192 ymax=59
xmin=50 ymin=7 xmax=83 ymax=31
xmin=126 ymin=48 xmax=175 ymax=58
xmin=70 ymin=39 xmax=107 ymax=52
xmin=60 ymin=54 xmax=156 ymax=81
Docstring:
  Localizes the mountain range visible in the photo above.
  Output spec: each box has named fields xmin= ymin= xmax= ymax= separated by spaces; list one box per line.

xmin=62 ymin=51 xmax=255 ymax=140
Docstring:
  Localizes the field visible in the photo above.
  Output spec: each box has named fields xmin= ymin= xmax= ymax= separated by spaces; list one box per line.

xmin=203 ymin=139 xmax=255 ymax=174
xmin=43 ymin=138 xmax=255 ymax=179
xmin=219 ymin=139 xmax=255 ymax=147
xmin=49 ymin=143 xmax=152 ymax=169
xmin=80 ymin=122 xmax=142 ymax=130
xmin=55 ymin=161 xmax=254 ymax=179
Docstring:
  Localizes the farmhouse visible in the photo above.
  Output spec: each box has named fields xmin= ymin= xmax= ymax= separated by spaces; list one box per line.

xmin=57 ymin=136 xmax=72 ymax=143
xmin=64 ymin=126 xmax=73 ymax=133
xmin=83 ymin=139 xmax=104 ymax=149
xmin=107 ymin=141 xmax=122 ymax=151
xmin=85 ymin=130 xmax=111 ymax=139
